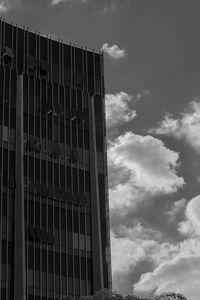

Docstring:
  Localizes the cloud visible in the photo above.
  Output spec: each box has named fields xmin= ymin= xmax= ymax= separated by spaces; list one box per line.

xmin=149 ymin=100 xmax=200 ymax=154
xmin=0 ymin=0 xmax=10 ymax=12
xmin=102 ymin=2 xmax=116 ymax=14
xmin=178 ymin=195 xmax=200 ymax=237
xmin=108 ymin=132 xmax=184 ymax=214
xmin=131 ymin=195 xmax=200 ymax=299
xmin=134 ymin=256 xmax=200 ymax=300
xmin=165 ymin=198 xmax=187 ymax=222
xmin=52 ymin=0 xmax=87 ymax=4
xmin=111 ymin=225 xmax=182 ymax=296
xmin=111 ymin=229 xmax=160 ymax=295
xmin=112 ymin=223 xmax=200 ymax=297
xmin=106 ymin=92 xmax=136 ymax=129
xmin=101 ymin=43 xmax=126 ymax=59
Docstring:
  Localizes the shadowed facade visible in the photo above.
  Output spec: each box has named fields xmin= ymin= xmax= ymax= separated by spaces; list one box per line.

xmin=0 ymin=18 xmax=111 ymax=300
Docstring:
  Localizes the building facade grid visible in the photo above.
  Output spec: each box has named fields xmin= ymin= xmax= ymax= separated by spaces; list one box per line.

xmin=0 ymin=18 xmax=111 ymax=300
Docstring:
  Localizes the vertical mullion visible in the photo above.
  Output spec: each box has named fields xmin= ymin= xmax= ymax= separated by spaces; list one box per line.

xmin=25 ymin=28 xmax=29 ymax=74
xmin=2 ymin=19 xmax=5 ymax=67
xmin=27 ymin=74 xmax=30 ymax=298
xmin=15 ymin=25 xmax=18 ymax=71
xmin=23 ymin=27 xmax=26 ymax=74
xmin=84 ymin=47 xmax=89 ymax=296
xmin=6 ymin=66 xmax=12 ymax=300
xmin=61 ymin=41 xmax=64 ymax=86
xmin=11 ymin=22 xmax=14 ymax=70
xmin=26 ymin=72 xmax=30 ymax=297
xmin=32 ymin=32 xmax=36 ymax=300
xmin=71 ymin=43 xmax=76 ymax=300
xmin=0 ymin=20 xmax=5 ymax=298
xmin=0 ymin=18 xmax=2 ymax=66
xmin=25 ymin=30 xmax=29 ymax=300
xmin=49 ymin=37 xmax=56 ymax=300
xmin=58 ymin=39 xmax=61 ymax=86
xmin=37 ymin=32 xmax=42 ymax=300
xmin=3 ymin=22 xmax=7 ymax=298
xmin=81 ymin=51 xmax=87 ymax=295
xmin=63 ymin=83 xmax=68 ymax=298
xmin=57 ymin=74 xmax=62 ymax=299
xmin=46 ymin=35 xmax=50 ymax=300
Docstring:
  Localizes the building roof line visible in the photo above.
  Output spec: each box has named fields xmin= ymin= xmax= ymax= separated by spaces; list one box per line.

xmin=0 ymin=17 xmax=103 ymax=55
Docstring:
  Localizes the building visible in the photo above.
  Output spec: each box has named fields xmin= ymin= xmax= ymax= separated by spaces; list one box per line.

xmin=0 ymin=18 xmax=111 ymax=300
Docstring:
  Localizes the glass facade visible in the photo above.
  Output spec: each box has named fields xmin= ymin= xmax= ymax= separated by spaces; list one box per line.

xmin=0 ymin=19 xmax=111 ymax=300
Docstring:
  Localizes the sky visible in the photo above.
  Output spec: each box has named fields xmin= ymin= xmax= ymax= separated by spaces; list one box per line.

xmin=1 ymin=0 xmax=200 ymax=299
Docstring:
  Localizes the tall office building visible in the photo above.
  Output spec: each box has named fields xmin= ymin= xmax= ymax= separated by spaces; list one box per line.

xmin=0 ymin=19 xmax=111 ymax=300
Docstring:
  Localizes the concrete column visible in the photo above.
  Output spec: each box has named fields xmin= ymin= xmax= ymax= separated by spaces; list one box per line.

xmin=14 ymin=75 xmax=26 ymax=300
xmin=89 ymin=94 xmax=104 ymax=292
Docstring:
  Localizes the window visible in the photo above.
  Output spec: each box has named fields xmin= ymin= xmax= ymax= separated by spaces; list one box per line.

xmin=29 ymin=200 xmax=34 ymax=224
xmin=55 ymin=252 xmax=60 ymax=274
xmin=40 ymin=61 xmax=49 ymax=78
xmin=79 ymin=235 xmax=85 ymax=251
xmin=35 ymin=247 xmax=40 ymax=271
xmin=73 ymin=211 xmax=79 ymax=233
xmin=35 ymin=202 xmax=40 ymax=226
xmin=68 ymin=255 xmax=73 ymax=277
xmin=80 ymin=213 xmax=85 ymax=234
xmin=86 ymin=214 xmax=91 ymax=235
xmin=61 ymin=254 xmax=66 ymax=275
xmin=42 ymin=204 xmax=46 ymax=228
xmin=96 ymin=133 xmax=104 ymax=152
xmin=87 ymin=258 xmax=92 ymax=281
xmin=2 ymin=126 xmax=8 ymax=141
xmin=27 ymin=269 xmax=34 ymax=287
xmin=54 ymin=163 xmax=59 ymax=185
xmin=28 ymin=246 xmax=34 ymax=269
xmin=5 ymin=23 xmax=12 ymax=47
xmin=52 ymin=41 xmax=59 ymax=64
xmin=28 ymin=32 xmax=36 ymax=56
xmin=81 ymin=257 xmax=86 ymax=280
xmin=48 ymin=206 xmax=53 ymax=229
xmin=40 ymin=36 xmax=48 ymax=60
xmin=87 ymin=52 xmax=94 ymax=93
xmin=85 ymin=171 xmax=90 ymax=192
xmin=67 ymin=210 xmax=72 ymax=232
xmin=61 ymin=209 xmax=66 ymax=230
xmin=75 ymin=48 xmax=83 ymax=71
xmin=54 ymin=206 xmax=59 ymax=229
xmin=42 ymin=250 xmax=47 ymax=272
xmin=74 ymin=256 xmax=79 ymax=279
xmin=48 ymin=251 xmax=53 ymax=273
xmin=1 ymin=239 xmax=6 ymax=263
xmin=86 ymin=235 xmax=91 ymax=252
xmin=74 ymin=233 xmax=78 ymax=249
xmin=60 ymin=165 xmax=65 ymax=188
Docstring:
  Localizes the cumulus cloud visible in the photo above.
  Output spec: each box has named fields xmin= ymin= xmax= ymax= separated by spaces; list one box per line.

xmin=106 ymin=92 xmax=136 ymax=129
xmin=149 ymin=100 xmax=200 ymax=154
xmin=134 ymin=256 xmax=200 ymax=300
xmin=108 ymin=132 xmax=184 ymax=214
xmin=165 ymin=198 xmax=187 ymax=222
xmin=112 ymin=225 xmax=200 ymax=295
xmin=111 ymin=230 xmax=160 ymax=294
xmin=178 ymin=195 xmax=200 ymax=237
xmin=129 ymin=195 xmax=200 ymax=299
xmin=0 ymin=0 xmax=10 ymax=12
xmin=112 ymin=226 xmax=182 ymax=295
xmin=101 ymin=43 xmax=126 ymax=59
